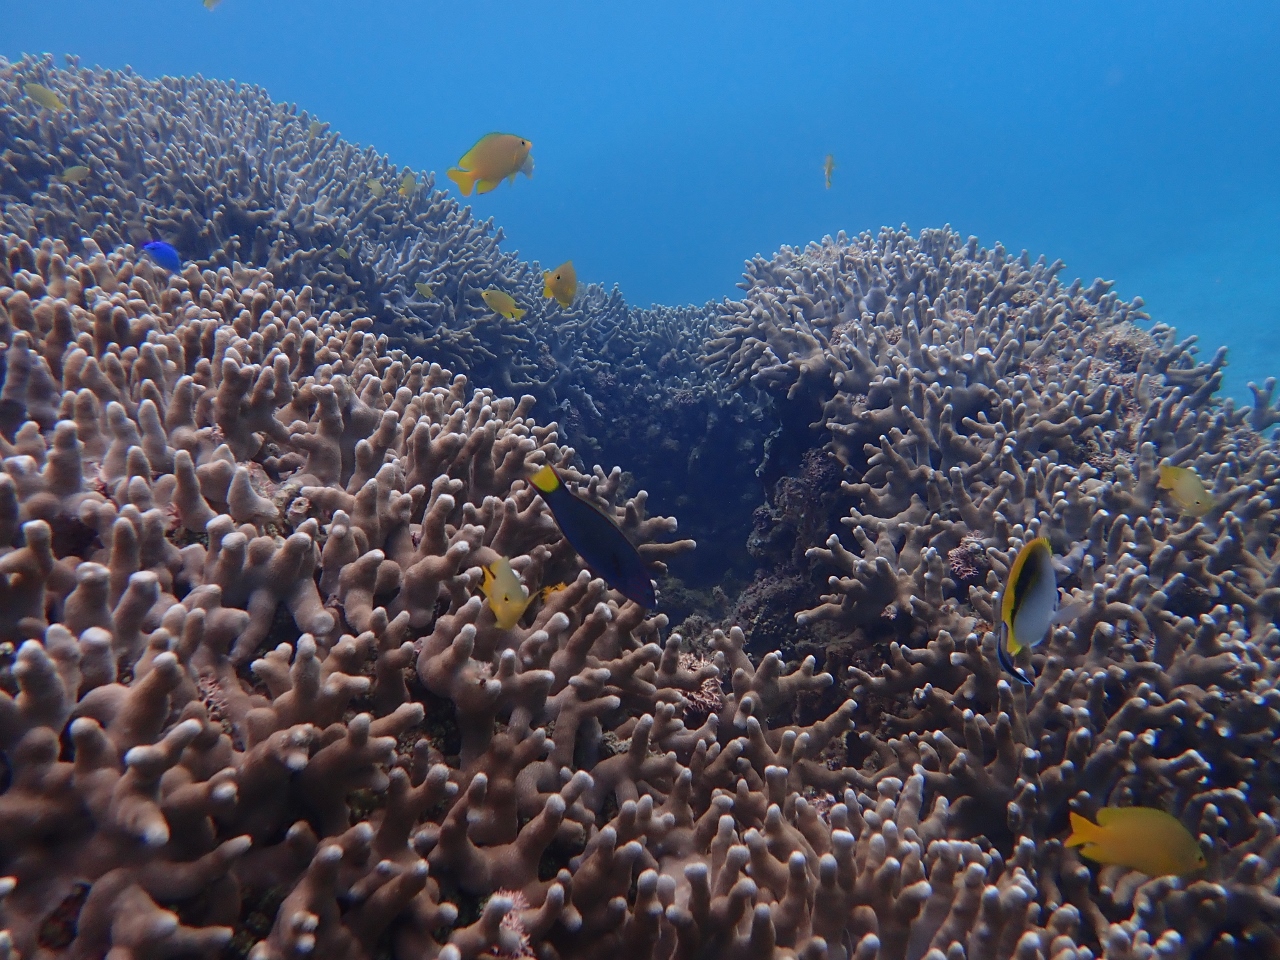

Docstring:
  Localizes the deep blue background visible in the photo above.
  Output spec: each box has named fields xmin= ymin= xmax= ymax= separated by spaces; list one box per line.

xmin=5 ymin=1 xmax=1278 ymax=396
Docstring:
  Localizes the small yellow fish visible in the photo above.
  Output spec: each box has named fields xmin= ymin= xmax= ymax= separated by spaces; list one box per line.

xmin=308 ymin=120 xmax=324 ymax=139
xmin=204 ymin=0 xmax=222 ymax=8
xmin=542 ymin=260 xmax=577 ymax=308
xmin=447 ymin=133 xmax=534 ymax=197
xmin=823 ymin=154 xmax=835 ymax=189
xmin=25 ymin=83 xmax=68 ymax=112
xmin=57 ymin=165 xmax=91 ymax=184
xmin=399 ymin=171 xmax=417 ymax=198
xmin=1066 ymin=807 xmax=1205 ymax=877
xmin=414 ymin=282 xmax=434 ymax=298
xmin=366 ymin=178 xmax=385 ymax=198
xmin=334 ymin=246 xmax=349 ymax=259
xmin=480 ymin=557 xmax=534 ymax=629
xmin=1158 ymin=465 xmax=1215 ymax=518
xmin=481 ymin=289 xmax=525 ymax=320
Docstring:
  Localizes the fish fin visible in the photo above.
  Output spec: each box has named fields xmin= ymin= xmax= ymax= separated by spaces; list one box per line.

xmin=446 ymin=167 xmax=476 ymax=196
xmin=557 ymin=293 xmax=573 ymax=307
xmin=475 ymin=178 xmax=500 ymax=194
xmin=542 ymin=273 xmax=554 ymax=299
xmin=1065 ymin=812 xmax=1098 ymax=847
xmin=521 ymin=155 xmax=535 ymax=178
xmin=512 ymin=307 xmax=526 ymax=320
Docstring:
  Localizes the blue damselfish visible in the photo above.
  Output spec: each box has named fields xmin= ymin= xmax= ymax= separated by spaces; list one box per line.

xmin=142 ymin=241 xmax=182 ymax=273
xmin=530 ymin=464 xmax=655 ymax=608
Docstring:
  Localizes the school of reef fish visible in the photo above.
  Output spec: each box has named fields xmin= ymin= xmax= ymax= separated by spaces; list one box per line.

xmin=1 ymin=51 xmax=1279 ymax=960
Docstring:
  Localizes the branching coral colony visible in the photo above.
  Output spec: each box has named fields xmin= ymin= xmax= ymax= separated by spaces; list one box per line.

xmin=2 ymin=55 xmax=1280 ymax=960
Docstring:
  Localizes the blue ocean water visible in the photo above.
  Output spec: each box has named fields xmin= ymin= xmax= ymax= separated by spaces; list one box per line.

xmin=5 ymin=1 xmax=1278 ymax=398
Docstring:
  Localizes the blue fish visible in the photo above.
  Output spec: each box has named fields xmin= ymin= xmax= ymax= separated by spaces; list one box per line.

xmin=142 ymin=241 xmax=182 ymax=273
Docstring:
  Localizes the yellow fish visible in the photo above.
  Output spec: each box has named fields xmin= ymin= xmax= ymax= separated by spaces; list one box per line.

xmin=1066 ymin=807 xmax=1205 ymax=877
xmin=57 ymin=165 xmax=91 ymax=184
xmin=823 ymin=154 xmax=835 ymax=189
xmin=446 ymin=133 xmax=534 ymax=197
xmin=334 ymin=246 xmax=349 ymax=259
xmin=481 ymin=289 xmax=525 ymax=320
xmin=399 ymin=171 xmax=417 ymax=198
xmin=308 ymin=120 xmax=324 ymax=139
xmin=480 ymin=557 xmax=534 ymax=629
xmin=1158 ymin=465 xmax=1215 ymax=518
xmin=204 ymin=0 xmax=222 ymax=8
xmin=542 ymin=260 xmax=577 ymax=308
xmin=366 ymin=178 xmax=385 ymax=198
xmin=997 ymin=537 xmax=1084 ymax=686
xmin=414 ymin=282 xmax=434 ymax=298
xmin=25 ymin=83 xmax=68 ymax=112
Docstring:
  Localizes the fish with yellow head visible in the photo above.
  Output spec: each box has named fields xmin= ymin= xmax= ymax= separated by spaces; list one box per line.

xmin=542 ymin=260 xmax=577 ymax=308
xmin=1066 ymin=806 xmax=1206 ymax=877
xmin=481 ymin=289 xmax=525 ymax=320
xmin=479 ymin=557 xmax=535 ymax=629
xmin=25 ymin=83 xmax=68 ymax=112
xmin=996 ymin=536 xmax=1085 ymax=686
xmin=1158 ymin=464 xmax=1215 ymax=518
xmin=447 ymin=133 xmax=534 ymax=197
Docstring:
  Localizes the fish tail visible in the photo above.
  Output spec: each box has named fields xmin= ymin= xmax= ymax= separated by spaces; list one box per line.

xmin=997 ymin=626 xmax=1034 ymax=686
xmin=512 ymin=307 xmax=526 ymax=320
xmin=1065 ymin=812 xmax=1098 ymax=848
xmin=446 ymin=167 xmax=476 ymax=196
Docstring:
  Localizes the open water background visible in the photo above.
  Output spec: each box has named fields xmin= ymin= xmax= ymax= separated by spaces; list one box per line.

xmin=4 ymin=1 xmax=1278 ymax=399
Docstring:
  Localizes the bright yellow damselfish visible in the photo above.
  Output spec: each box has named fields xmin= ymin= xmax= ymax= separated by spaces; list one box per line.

xmin=366 ymin=178 xmax=385 ymax=198
xmin=25 ymin=83 xmax=68 ymax=112
xmin=1158 ymin=465 xmax=1215 ymax=518
xmin=399 ymin=170 xmax=417 ymax=197
xmin=481 ymin=289 xmax=525 ymax=320
xmin=414 ymin=282 xmax=434 ymax=298
xmin=542 ymin=260 xmax=577 ymax=308
xmin=480 ymin=557 xmax=534 ymax=629
xmin=1066 ymin=807 xmax=1205 ymax=877
xmin=57 ymin=165 xmax=91 ymax=184
xmin=446 ymin=133 xmax=534 ymax=197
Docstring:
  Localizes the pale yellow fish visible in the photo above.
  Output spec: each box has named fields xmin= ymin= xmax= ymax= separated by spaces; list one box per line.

xmin=480 ymin=557 xmax=534 ymax=629
xmin=366 ymin=178 xmax=385 ymax=198
xmin=398 ymin=170 xmax=417 ymax=198
xmin=1066 ymin=807 xmax=1205 ymax=877
xmin=447 ymin=133 xmax=534 ymax=197
xmin=308 ymin=120 xmax=324 ymax=139
xmin=204 ymin=0 xmax=222 ymax=8
xmin=1158 ymin=465 xmax=1215 ymax=518
xmin=414 ymin=282 xmax=434 ymax=298
xmin=25 ymin=83 xmax=68 ymax=112
xmin=334 ymin=246 xmax=349 ymax=259
xmin=481 ymin=289 xmax=525 ymax=320
xmin=542 ymin=260 xmax=577 ymax=308
xmin=823 ymin=154 xmax=835 ymax=189
xmin=57 ymin=165 xmax=91 ymax=184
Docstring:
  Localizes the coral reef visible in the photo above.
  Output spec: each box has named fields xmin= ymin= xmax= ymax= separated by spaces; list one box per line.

xmin=1 ymin=54 xmax=1278 ymax=960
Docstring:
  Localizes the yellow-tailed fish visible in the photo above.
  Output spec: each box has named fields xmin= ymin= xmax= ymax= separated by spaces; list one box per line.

xmin=997 ymin=537 xmax=1084 ymax=686
xmin=414 ymin=282 xmax=434 ymax=298
xmin=308 ymin=120 xmax=324 ymax=139
xmin=1158 ymin=465 xmax=1215 ymax=518
xmin=1066 ymin=807 xmax=1205 ymax=877
xmin=542 ymin=260 xmax=577 ymax=308
xmin=481 ymin=289 xmax=525 ymax=320
xmin=823 ymin=154 xmax=835 ymax=189
xmin=446 ymin=133 xmax=533 ymax=197
xmin=366 ymin=178 xmax=385 ymax=198
xmin=398 ymin=171 xmax=417 ymax=197
xmin=25 ymin=83 xmax=68 ymax=112
xmin=335 ymin=246 xmax=349 ymax=259
xmin=480 ymin=556 xmax=534 ymax=629
xmin=530 ymin=464 xmax=655 ymax=607
xmin=57 ymin=165 xmax=91 ymax=184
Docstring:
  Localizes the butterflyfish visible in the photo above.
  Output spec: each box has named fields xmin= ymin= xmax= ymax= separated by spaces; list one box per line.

xmin=414 ymin=282 xmax=434 ymax=298
xmin=142 ymin=241 xmax=182 ymax=273
xmin=1158 ymin=465 xmax=1215 ymax=518
xmin=823 ymin=154 xmax=835 ymax=189
xmin=1066 ymin=807 xmax=1205 ymax=877
xmin=542 ymin=260 xmax=577 ymax=308
xmin=481 ymin=289 xmax=525 ymax=320
xmin=57 ymin=165 xmax=91 ymax=184
xmin=446 ymin=133 xmax=534 ymax=197
xmin=997 ymin=537 xmax=1084 ymax=686
xmin=399 ymin=171 xmax=417 ymax=197
xmin=480 ymin=557 xmax=535 ymax=629
xmin=530 ymin=464 xmax=656 ymax=608
xmin=366 ymin=178 xmax=385 ymax=198
xmin=25 ymin=83 xmax=68 ymax=112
